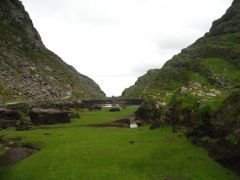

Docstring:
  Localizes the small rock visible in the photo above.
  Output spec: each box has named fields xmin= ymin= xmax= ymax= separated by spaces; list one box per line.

xmin=158 ymin=101 xmax=167 ymax=106
xmin=210 ymin=89 xmax=221 ymax=95
xmin=192 ymin=82 xmax=202 ymax=88
xmin=180 ymin=87 xmax=188 ymax=95
xmin=205 ymin=93 xmax=217 ymax=97
xmin=129 ymin=141 xmax=135 ymax=144
xmin=235 ymin=129 xmax=240 ymax=138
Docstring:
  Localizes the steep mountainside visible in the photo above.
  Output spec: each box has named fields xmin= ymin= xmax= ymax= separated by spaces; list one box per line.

xmin=126 ymin=0 xmax=240 ymax=172
xmin=122 ymin=0 xmax=240 ymax=99
xmin=0 ymin=0 xmax=105 ymax=104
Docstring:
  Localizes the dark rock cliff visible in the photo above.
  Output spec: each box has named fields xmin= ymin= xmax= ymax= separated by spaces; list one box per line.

xmin=209 ymin=0 xmax=240 ymax=36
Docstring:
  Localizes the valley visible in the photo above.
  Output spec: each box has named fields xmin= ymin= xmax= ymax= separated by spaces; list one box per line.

xmin=0 ymin=0 xmax=240 ymax=179
xmin=0 ymin=107 xmax=237 ymax=180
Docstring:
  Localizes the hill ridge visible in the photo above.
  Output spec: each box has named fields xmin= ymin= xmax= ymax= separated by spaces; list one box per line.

xmin=122 ymin=0 xmax=240 ymax=98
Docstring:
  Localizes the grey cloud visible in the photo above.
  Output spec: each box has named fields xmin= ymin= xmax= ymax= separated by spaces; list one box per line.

xmin=96 ymin=73 xmax=139 ymax=78
xmin=131 ymin=63 xmax=162 ymax=75
xmin=22 ymin=0 xmax=113 ymax=25
xmin=21 ymin=0 xmax=232 ymax=96
xmin=158 ymin=37 xmax=194 ymax=51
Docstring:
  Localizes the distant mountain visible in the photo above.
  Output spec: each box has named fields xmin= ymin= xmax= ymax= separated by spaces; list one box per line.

xmin=122 ymin=0 xmax=240 ymax=99
xmin=0 ymin=0 xmax=106 ymax=104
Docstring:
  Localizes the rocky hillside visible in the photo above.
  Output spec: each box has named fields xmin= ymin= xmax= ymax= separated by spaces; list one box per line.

xmin=0 ymin=0 xmax=106 ymax=104
xmin=122 ymin=0 xmax=240 ymax=99
xmin=126 ymin=0 xmax=240 ymax=172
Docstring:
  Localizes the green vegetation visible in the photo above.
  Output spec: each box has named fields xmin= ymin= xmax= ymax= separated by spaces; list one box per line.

xmin=122 ymin=11 xmax=240 ymax=171
xmin=217 ymin=88 xmax=240 ymax=123
xmin=122 ymin=29 xmax=240 ymax=98
xmin=0 ymin=144 xmax=5 ymax=156
xmin=172 ymin=93 xmax=199 ymax=112
xmin=200 ymin=58 xmax=240 ymax=87
xmin=186 ymin=71 xmax=210 ymax=86
xmin=135 ymin=96 xmax=166 ymax=126
xmin=0 ymin=0 xmax=240 ymax=178
xmin=198 ymin=95 xmax=227 ymax=114
xmin=0 ymin=107 xmax=237 ymax=179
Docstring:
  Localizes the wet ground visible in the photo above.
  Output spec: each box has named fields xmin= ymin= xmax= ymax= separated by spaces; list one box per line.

xmin=0 ymin=147 xmax=38 ymax=167
xmin=0 ymin=138 xmax=39 ymax=168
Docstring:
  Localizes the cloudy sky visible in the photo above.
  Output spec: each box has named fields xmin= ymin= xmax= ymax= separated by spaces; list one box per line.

xmin=22 ymin=0 xmax=232 ymax=96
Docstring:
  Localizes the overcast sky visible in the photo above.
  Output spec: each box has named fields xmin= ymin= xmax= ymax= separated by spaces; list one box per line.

xmin=21 ymin=0 xmax=232 ymax=97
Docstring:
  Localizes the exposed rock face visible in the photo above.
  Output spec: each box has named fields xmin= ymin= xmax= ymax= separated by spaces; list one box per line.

xmin=184 ymin=88 xmax=240 ymax=172
xmin=0 ymin=108 xmax=21 ymax=120
xmin=209 ymin=0 xmax=240 ymax=36
xmin=135 ymin=96 xmax=167 ymax=129
xmin=0 ymin=0 xmax=106 ymax=104
xmin=179 ymin=81 xmax=221 ymax=99
xmin=29 ymin=109 xmax=70 ymax=125
xmin=0 ymin=108 xmax=21 ymax=129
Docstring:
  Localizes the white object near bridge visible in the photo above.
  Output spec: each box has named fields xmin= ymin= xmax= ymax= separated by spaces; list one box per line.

xmin=130 ymin=123 xmax=138 ymax=128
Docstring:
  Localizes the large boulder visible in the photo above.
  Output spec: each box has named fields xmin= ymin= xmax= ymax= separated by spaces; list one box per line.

xmin=109 ymin=107 xmax=121 ymax=112
xmin=0 ymin=108 xmax=21 ymax=120
xmin=135 ymin=96 xmax=167 ymax=128
xmin=29 ymin=109 xmax=70 ymax=125
xmin=0 ymin=108 xmax=21 ymax=129
xmin=69 ymin=112 xmax=80 ymax=119
xmin=89 ymin=106 xmax=102 ymax=111
xmin=0 ymin=119 xmax=16 ymax=129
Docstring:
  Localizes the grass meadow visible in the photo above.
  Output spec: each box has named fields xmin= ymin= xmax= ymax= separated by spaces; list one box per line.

xmin=0 ymin=106 xmax=237 ymax=180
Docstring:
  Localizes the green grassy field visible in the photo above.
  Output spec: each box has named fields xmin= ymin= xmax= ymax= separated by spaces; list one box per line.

xmin=0 ymin=144 xmax=4 ymax=156
xmin=0 ymin=106 xmax=238 ymax=180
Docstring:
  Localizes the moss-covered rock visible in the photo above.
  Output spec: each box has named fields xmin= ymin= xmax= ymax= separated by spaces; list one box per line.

xmin=171 ymin=88 xmax=240 ymax=172
xmin=135 ymin=96 xmax=167 ymax=128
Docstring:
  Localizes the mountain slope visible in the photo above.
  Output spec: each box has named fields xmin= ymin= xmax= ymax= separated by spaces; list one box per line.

xmin=125 ymin=0 xmax=240 ymax=172
xmin=122 ymin=0 xmax=240 ymax=99
xmin=0 ymin=0 xmax=106 ymax=104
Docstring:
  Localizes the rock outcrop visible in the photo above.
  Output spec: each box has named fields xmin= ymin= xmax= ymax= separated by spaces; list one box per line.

xmin=209 ymin=0 xmax=240 ymax=36
xmin=135 ymin=96 xmax=167 ymax=128
xmin=109 ymin=107 xmax=121 ymax=112
xmin=29 ymin=109 xmax=70 ymax=125
xmin=0 ymin=0 xmax=106 ymax=104
xmin=0 ymin=108 xmax=21 ymax=129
